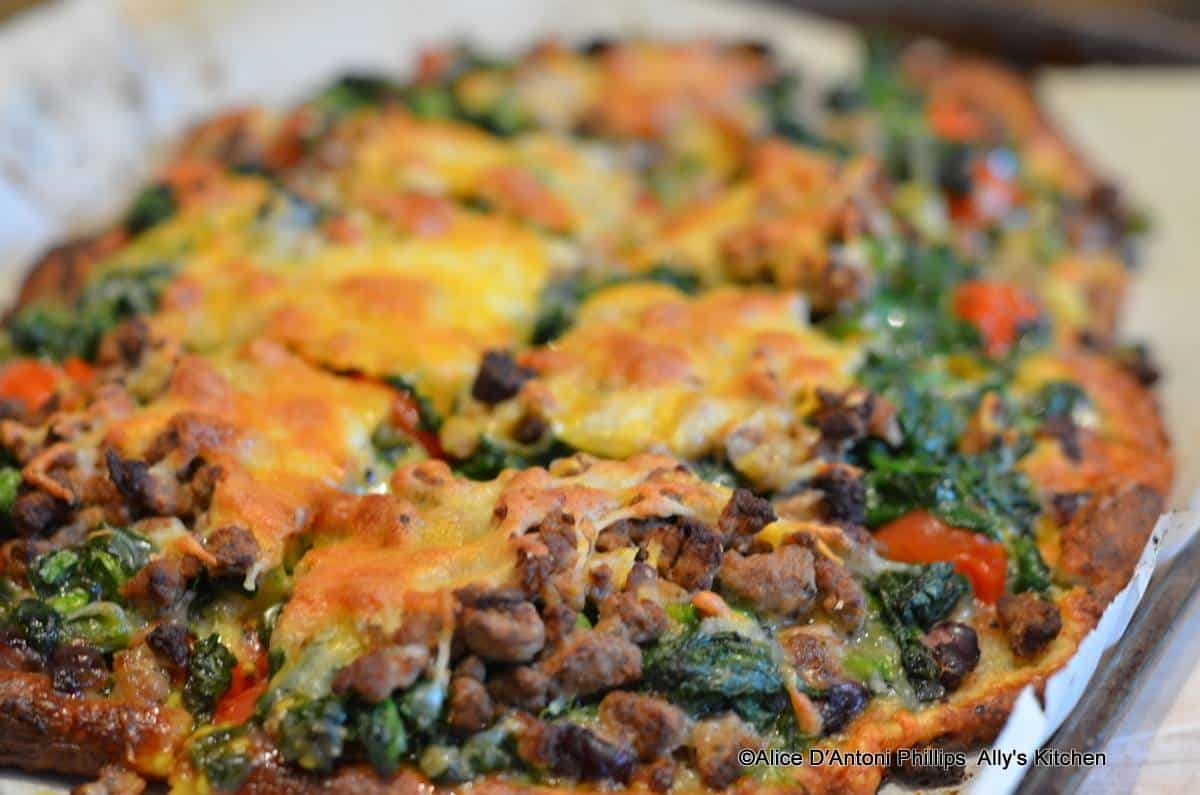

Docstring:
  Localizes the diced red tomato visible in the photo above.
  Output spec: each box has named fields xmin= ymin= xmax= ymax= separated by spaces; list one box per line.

xmin=874 ymin=510 xmax=1008 ymax=604
xmin=0 ymin=360 xmax=62 ymax=412
xmin=213 ymin=647 xmax=269 ymax=726
xmin=63 ymin=357 xmax=96 ymax=386
xmin=952 ymin=279 xmax=1040 ymax=357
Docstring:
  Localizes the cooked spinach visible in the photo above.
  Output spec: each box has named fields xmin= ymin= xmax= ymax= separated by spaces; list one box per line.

xmin=355 ymin=697 xmax=408 ymax=776
xmin=1008 ymin=534 xmax=1052 ymax=594
xmin=29 ymin=526 xmax=153 ymax=602
xmin=189 ymin=727 xmax=253 ymax=791
xmin=185 ymin=634 xmax=237 ymax=723
xmin=277 ymin=696 xmax=349 ymax=772
xmin=643 ymin=627 xmax=786 ymax=729
xmin=870 ymin=563 xmax=968 ymax=702
xmin=10 ymin=262 xmax=176 ymax=361
xmin=454 ymin=436 xmax=574 ymax=482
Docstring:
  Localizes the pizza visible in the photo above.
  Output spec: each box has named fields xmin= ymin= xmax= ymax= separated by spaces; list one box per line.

xmin=0 ymin=36 xmax=1171 ymax=795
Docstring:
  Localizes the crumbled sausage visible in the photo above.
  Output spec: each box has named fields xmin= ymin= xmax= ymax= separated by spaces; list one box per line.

xmin=691 ymin=713 xmax=760 ymax=790
xmin=598 ymin=691 xmax=689 ymax=761
xmin=596 ymin=592 xmax=668 ymax=644
xmin=205 ymin=525 xmax=259 ymax=579
xmin=11 ymin=489 xmax=69 ymax=537
xmin=123 ymin=554 xmax=203 ymax=606
xmin=813 ymin=387 xmax=874 ymax=449
xmin=541 ymin=629 xmax=642 ymax=697
xmin=448 ymin=675 xmax=495 ymax=736
xmin=515 ymin=511 xmax=578 ymax=603
xmin=541 ymin=603 xmax=579 ymax=647
xmin=588 ymin=564 xmax=615 ymax=604
xmin=104 ymin=450 xmax=178 ymax=517
xmin=779 ymin=627 xmax=844 ymax=689
xmin=810 ymin=465 xmax=867 ymax=527
xmin=717 ymin=488 xmax=776 ymax=547
xmin=813 ymin=555 xmax=868 ymax=633
xmin=997 ymin=593 xmax=1062 ymax=657
xmin=453 ymin=655 xmax=486 ymax=681
xmin=643 ymin=517 xmax=723 ymax=591
xmin=146 ymin=623 xmax=191 ymax=670
xmin=520 ymin=721 xmax=635 ymax=783
xmin=471 ymin=350 xmax=534 ymax=405
xmin=97 ymin=318 xmax=151 ymax=369
xmin=925 ymin=622 xmax=980 ymax=690
xmin=487 ymin=664 xmax=554 ymax=711
xmin=458 ymin=588 xmax=545 ymax=663
xmin=332 ymin=644 xmax=430 ymax=703
xmin=717 ymin=545 xmax=816 ymax=618
xmin=50 ymin=641 xmax=109 ymax=695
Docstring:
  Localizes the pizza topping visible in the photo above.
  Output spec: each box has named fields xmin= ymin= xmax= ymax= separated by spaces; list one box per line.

xmin=924 ymin=621 xmax=981 ymax=690
xmin=716 ymin=487 xmax=776 ymax=547
xmin=11 ymin=490 xmax=69 ymax=538
xmin=204 ymin=525 xmax=260 ymax=580
xmin=145 ymin=622 xmax=191 ymax=670
xmin=331 ymin=644 xmax=430 ymax=703
xmin=596 ymin=591 xmax=668 ymax=644
xmin=486 ymin=663 xmax=554 ymax=712
xmin=644 ymin=516 xmax=724 ymax=592
xmin=691 ymin=712 xmax=761 ymax=790
xmin=541 ymin=628 xmax=643 ymax=698
xmin=447 ymin=675 xmax=495 ymax=736
xmin=952 ymin=280 xmax=1041 ymax=357
xmin=816 ymin=679 xmax=871 ymax=735
xmin=812 ymin=554 xmax=869 ymax=634
xmin=457 ymin=587 xmax=546 ymax=662
xmin=598 ymin=691 xmax=690 ymax=762
xmin=810 ymin=463 xmax=868 ymax=527
xmin=874 ymin=510 xmax=1007 ymax=604
xmin=997 ymin=592 xmax=1062 ymax=657
xmin=716 ymin=545 xmax=816 ymax=620
xmin=470 ymin=350 xmax=535 ymax=405
xmin=50 ymin=640 xmax=109 ymax=695
xmin=519 ymin=719 xmax=636 ymax=783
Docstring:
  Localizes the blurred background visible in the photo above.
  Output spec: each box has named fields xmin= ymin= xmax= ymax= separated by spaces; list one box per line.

xmin=0 ymin=1 xmax=1196 ymax=793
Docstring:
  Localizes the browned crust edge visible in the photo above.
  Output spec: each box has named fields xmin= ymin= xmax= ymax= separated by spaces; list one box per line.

xmin=0 ymin=670 xmax=188 ymax=779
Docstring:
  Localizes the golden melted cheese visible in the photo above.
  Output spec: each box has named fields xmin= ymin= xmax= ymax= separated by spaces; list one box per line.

xmin=105 ymin=340 xmax=393 ymax=567
xmin=146 ymin=202 xmax=551 ymax=414
xmin=445 ymin=283 xmax=857 ymax=482
xmin=273 ymin=453 xmax=732 ymax=656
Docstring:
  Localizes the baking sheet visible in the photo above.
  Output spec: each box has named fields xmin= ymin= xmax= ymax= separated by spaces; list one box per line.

xmin=0 ymin=1 xmax=1196 ymax=794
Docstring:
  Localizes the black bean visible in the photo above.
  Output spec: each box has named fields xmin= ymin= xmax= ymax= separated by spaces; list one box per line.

xmin=925 ymin=622 xmax=980 ymax=691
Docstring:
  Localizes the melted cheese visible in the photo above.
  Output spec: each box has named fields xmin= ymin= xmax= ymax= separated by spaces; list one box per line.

xmin=105 ymin=341 xmax=393 ymax=567
xmin=273 ymin=454 xmax=731 ymax=656
xmin=148 ymin=205 xmax=551 ymax=414
xmin=450 ymin=283 xmax=857 ymax=465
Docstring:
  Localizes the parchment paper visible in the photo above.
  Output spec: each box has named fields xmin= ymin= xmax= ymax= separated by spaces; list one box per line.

xmin=0 ymin=2 xmax=1195 ymax=794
